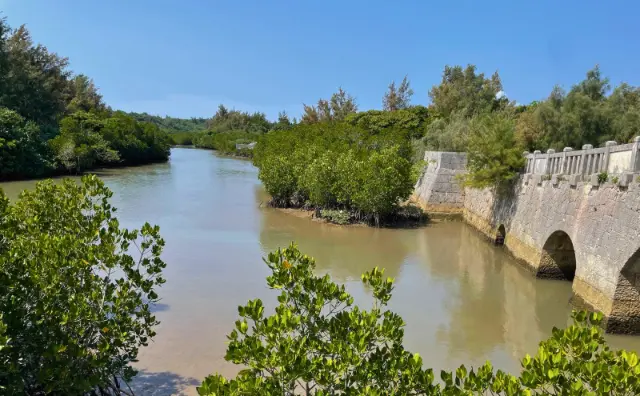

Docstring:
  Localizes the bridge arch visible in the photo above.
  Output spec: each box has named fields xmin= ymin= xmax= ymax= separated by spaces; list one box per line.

xmin=609 ymin=248 xmax=640 ymax=333
xmin=537 ymin=230 xmax=576 ymax=281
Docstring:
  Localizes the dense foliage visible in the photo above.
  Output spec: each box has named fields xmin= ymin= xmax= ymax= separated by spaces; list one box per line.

xmin=50 ymin=111 xmax=171 ymax=172
xmin=346 ymin=105 xmax=430 ymax=139
xmin=0 ymin=108 xmax=52 ymax=179
xmin=254 ymin=122 xmax=417 ymax=224
xmin=190 ymin=104 xmax=275 ymax=156
xmin=0 ymin=176 xmax=166 ymax=394
xmin=0 ymin=18 xmax=172 ymax=180
xmin=127 ymin=112 xmax=208 ymax=133
xmin=199 ymin=245 xmax=640 ymax=395
xmin=514 ymin=66 xmax=640 ymax=150
xmin=413 ymin=64 xmax=640 ymax=187
xmin=462 ymin=113 xmax=526 ymax=188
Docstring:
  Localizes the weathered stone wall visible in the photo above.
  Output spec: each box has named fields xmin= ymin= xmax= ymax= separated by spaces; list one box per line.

xmin=463 ymin=179 xmax=640 ymax=333
xmin=412 ymin=152 xmax=466 ymax=213
xmin=414 ymin=140 xmax=640 ymax=333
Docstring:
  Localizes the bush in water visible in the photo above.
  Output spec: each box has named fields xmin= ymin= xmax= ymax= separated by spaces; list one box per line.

xmin=256 ymin=122 xmax=416 ymax=223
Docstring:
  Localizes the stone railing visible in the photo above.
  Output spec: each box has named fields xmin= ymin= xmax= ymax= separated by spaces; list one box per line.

xmin=235 ymin=142 xmax=257 ymax=150
xmin=523 ymin=137 xmax=640 ymax=186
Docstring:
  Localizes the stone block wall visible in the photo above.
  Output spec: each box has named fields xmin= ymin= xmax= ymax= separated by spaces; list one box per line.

xmin=412 ymin=152 xmax=467 ymax=213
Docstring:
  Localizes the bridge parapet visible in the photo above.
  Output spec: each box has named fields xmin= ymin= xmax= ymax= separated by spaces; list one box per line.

xmin=524 ymin=136 xmax=640 ymax=180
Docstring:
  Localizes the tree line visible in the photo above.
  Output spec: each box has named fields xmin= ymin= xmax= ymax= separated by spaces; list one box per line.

xmin=255 ymin=63 xmax=640 ymax=191
xmin=0 ymin=19 xmax=172 ymax=180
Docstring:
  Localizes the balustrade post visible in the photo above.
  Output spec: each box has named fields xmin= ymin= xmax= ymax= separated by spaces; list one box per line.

xmin=603 ymin=141 xmax=617 ymax=172
xmin=580 ymin=144 xmax=593 ymax=179
xmin=562 ymin=147 xmax=573 ymax=174
xmin=544 ymin=149 xmax=554 ymax=174
xmin=631 ymin=136 xmax=640 ymax=172
xmin=533 ymin=150 xmax=541 ymax=174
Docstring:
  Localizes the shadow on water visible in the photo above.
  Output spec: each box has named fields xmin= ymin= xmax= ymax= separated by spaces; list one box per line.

xmin=129 ymin=369 xmax=200 ymax=396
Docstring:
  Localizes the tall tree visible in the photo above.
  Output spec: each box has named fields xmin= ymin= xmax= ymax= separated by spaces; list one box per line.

xmin=605 ymin=83 xmax=640 ymax=143
xmin=317 ymin=99 xmax=332 ymax=122
xmin=301 ymin=104 xmax=319 ymax=124
xmin=0 ymin=19 xmax=10 ymax=105
xmin=302 ymin=88 xmax=358 ymax=124
xmin=383 ymin=75 xmax=414 ymax=111
xmin=0 ymin=24 xmax=71 ymax=127
xmin=429 ymin=65 xmax=502 ymax=118
xmin=273 ymin=111 xmax=293 ymax=130
xmin=215 ymin=104 xmax=229 ymax=120
xmin=576 ymin=65 xmax=610 ymax=102
xmin=66 ymin=74 xmax=106 ymax=114
xmin=330 ymin=87 xmax=358 ymax=121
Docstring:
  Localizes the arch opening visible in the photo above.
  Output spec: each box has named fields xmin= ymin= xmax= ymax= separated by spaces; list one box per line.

xmin=538 ymin=231 xmax=576 ymax=281
xmin=495 ymin=225 xmax=506 ymax=246
xmin=609 ymin=249 xmax=640 ymax=334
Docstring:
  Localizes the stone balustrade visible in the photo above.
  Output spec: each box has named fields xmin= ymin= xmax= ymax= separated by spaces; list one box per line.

xmin=235 ymin=142 xmax=257 ymax=150
xmin=524 ymin=137 xmax=640 ymax=185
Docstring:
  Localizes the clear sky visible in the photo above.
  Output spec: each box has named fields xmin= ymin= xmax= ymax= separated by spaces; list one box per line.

xmin=2 ymin=0 xmax=639 ymax=120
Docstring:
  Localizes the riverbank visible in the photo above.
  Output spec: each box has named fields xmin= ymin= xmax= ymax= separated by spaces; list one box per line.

xmin=174 ymin=144 xmax=253 ymax=160
xmin=0 ymin=157 xmax=170 ymax=183
xmin=265 ymin=202 xmax=429 ymax=228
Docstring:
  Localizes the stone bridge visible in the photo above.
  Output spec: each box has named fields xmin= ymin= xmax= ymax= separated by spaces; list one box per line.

xmin=413 ymin=138 xmax=640 ymax=333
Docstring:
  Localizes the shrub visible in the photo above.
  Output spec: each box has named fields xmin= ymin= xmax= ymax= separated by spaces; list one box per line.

xmin=0 ymin=176 xmax=166 ymax=394
xmin=300 ymin=151 xmax=339 ymax=208
xmin=598 ymin=172 xmax=609 ymax=184
xmin=463 ymin=112 xmax=526 ymax=189
xmin=349 ymin=146 xmax=415 ymax=224
xmin=319 ymin=209 xmax=351 ymax=225
xmin=255 ymin=123 xmax=415 ymax=223
xmin=612 ymin=176 xmax=620 ymax=184
xmin=258 ymin=155 xmax=299 ymax=206
xmin=198 ymin=245 xmax=640 ymax=395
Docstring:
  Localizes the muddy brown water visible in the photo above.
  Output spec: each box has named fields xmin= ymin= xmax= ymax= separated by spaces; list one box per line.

xmin=2 ymin=147 xmax=639 ymax=395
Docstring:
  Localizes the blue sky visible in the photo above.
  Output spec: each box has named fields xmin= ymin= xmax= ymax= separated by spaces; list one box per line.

xmin=2 ymin=0 xmax=639 ymax=120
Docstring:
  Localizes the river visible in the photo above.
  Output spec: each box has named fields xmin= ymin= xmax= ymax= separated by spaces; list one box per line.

xmin=1 ymin=147 xmax=639 ymax=395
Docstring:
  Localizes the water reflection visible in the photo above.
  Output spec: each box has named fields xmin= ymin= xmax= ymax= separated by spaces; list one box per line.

xmin=258 ymin=201 xmax=575 ymax=372
xmin=415 ymin=224 xmax=573 ymax=367
xmin=258 ymin=205 xmax=409 ymax=282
